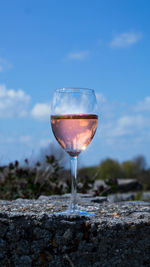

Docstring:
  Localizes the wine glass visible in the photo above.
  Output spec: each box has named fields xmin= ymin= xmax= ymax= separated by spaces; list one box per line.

xmin=50 ymin=88 xmax=98 ymax=216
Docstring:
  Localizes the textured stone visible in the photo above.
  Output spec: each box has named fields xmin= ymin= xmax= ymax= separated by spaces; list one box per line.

xmin=0 ymin=194 xmax=149 ymax=266
xmin=93 ymin=178 xmax=143 ymax=194
xmin=108 ymin=192 xmax=138 ymax=202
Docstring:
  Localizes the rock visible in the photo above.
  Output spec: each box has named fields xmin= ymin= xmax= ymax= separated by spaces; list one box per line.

xmin=117 ymin=179 xmax=143 ymax=192
xmin=0 ymin=194 xmax=149 ymax=266
xmin=93 ymin=179 xmax=143 ymax=195
xmin=90 ymin=196 xmax=107 ymax=203
xmin=93 ymin=180 xmax=107 ymax=191
xmin=63 ymin=229 xmax=72 ymax=240
xmin=108 ymin=192 xmax=138 ymax=202
xmin=141 ymin=192 xmax=150 ymax=201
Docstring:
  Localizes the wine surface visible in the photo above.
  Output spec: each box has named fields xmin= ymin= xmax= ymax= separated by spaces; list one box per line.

xmin=51 ymin=114 xmax=98 ymax=157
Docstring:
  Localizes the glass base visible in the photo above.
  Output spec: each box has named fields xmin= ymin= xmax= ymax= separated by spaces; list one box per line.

xmin=54 ymin=208 xmax=94 ymax=217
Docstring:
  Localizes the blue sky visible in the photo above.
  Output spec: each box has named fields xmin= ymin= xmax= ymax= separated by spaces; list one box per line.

xmin=0 ymin=0 xmax=150 ymax=167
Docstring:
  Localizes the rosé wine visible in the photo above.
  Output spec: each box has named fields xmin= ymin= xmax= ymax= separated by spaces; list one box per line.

xmin=51 ymin=114 xmax=98 ymax=157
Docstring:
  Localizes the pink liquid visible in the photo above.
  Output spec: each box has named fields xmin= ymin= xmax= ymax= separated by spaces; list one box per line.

xmin=51 ymin=114 xmax=98 ymax=157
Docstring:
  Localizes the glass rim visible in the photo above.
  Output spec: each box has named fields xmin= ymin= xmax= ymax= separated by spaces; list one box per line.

xmin=55 ymin=87 xmax=95 ymax=94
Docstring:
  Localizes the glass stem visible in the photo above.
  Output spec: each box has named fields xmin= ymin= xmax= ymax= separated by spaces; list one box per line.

xmin=69 ymin=156 xmax=78 ymax=212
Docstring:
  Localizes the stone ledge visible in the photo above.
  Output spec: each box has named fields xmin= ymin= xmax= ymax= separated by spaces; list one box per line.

xmin=0 ymin=194 xmax=150 ymax=267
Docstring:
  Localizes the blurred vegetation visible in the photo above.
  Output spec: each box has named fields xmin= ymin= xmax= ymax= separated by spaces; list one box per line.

xmin=0 ymin=154 xmax=149 ymax=200
xmin=0 ymin=156 xmax=68 ymax=200
xmin=79 ymin=155 xmax=147 ymax=178
xmin=79 ymin=155 xmax=150 ymax=191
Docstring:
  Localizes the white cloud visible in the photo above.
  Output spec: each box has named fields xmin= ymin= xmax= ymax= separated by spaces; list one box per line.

xmin=31 ymin=103 xmax=50 ymax=120
xmin=96 ymin=92 xmax=115 ymax=119
xmin=19 ymin=135 xmax=32 ymax=144
xmin=133 ymin=96 xmax=150 ymax=112
xmin=96 ymin=92 xmax=106 ymax=105
xmin=0 ymin=58 xmax=12 ymax=72
xmin=110 ymin=32 xmax=142 ymax=48
xmin=67 ymin=50 xmax=89 ymax=60
xmin=0 ymin=84 xmax=30 ymax=118
xmin=0 ymin=134 xmax=32 ymax=146
xmin=39 ymin=138 xmax=52 ymax=148
xmin=98 ymin=96 xmax=150 ymax=148
xmin=110 ymin=115 xmax=147 ymax=137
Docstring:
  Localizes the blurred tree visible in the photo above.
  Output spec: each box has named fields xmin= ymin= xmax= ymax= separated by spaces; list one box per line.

xmin=133 ymin=155 xmax=146 ymax=171
xmin=122 ymin=161 xmax=138 ymax=178
xmin=78 ymin=166 xmax=99 ymax=181
xmin=98 ymin=158 xmax=123 ymax=179
xmin=138 ymin=169 xmax=150 ymax=190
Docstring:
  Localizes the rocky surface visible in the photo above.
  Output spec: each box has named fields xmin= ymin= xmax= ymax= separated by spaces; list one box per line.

xmin=0 ymin=194 xmax=150 ymax=266
xmin=93 ymin=178 xmax=143 ymax=195
xmin=107 ymin=192 xmax=138 ymax=202
xmin=108 ymin=191 xmax=150 ymax=203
